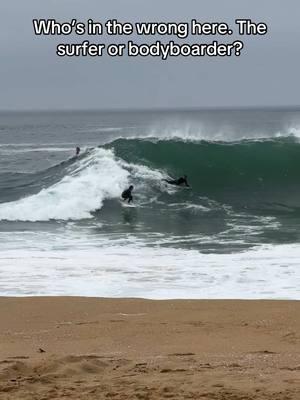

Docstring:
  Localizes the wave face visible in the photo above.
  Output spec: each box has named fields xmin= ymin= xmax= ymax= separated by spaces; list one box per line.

xmin=106 ymin=137 xmax=300 ymax=204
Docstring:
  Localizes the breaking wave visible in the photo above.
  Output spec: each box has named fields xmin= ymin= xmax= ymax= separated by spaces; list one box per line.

xmin=0 ymin=136 xmax=300 ymax=221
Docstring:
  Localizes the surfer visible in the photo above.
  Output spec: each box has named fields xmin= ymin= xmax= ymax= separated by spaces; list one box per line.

xmin=76 ymin=147 xmax=81 ymax=156
xmin=163 ymin=175 xmax=190 ymax=187
xmin=121 ymin=185 xmax=134 ymax=204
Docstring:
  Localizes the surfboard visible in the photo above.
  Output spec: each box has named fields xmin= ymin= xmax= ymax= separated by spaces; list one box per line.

xmin=164 ymin=183 xmax=192 ymax=190
xmin=120 ymin=200 xmax=137 ymax=208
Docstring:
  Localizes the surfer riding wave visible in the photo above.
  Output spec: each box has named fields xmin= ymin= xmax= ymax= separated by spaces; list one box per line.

xmin=121 ymin=185 xmax=134 ymax=204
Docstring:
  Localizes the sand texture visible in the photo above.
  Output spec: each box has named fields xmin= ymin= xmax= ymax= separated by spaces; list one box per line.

xmin=0 ymin=298 xmax=299 ymax=399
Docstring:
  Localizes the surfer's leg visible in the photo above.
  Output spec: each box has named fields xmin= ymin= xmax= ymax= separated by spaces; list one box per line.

xmin=128 ymin=195 xmax=133 ymax=204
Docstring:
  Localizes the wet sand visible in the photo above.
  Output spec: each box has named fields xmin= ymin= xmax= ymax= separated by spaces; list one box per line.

xmin=0 ymin=298 xmax=299 ymax=399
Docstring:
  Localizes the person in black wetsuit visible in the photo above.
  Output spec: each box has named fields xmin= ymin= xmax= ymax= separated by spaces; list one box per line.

xmin=76 ymin=147 xmax=81 ymax=156
xmin=163 ymin=175 xmax=190 ymax=187
xmin=122 ymin=185 xmax=134 ymax=203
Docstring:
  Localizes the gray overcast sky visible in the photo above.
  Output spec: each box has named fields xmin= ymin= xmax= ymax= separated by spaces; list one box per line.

xmin=0 ymin=0 xmax=299 ymax=110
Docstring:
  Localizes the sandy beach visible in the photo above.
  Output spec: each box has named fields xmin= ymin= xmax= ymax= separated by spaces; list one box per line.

xmin=0 ymin=298 xmax=299 ymax=399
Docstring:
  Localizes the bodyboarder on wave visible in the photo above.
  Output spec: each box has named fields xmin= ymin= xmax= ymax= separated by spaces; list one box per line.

xmin=121 ymin=185 xmax=134 ymax=204
xmin=163 ymin=175 xmax=190 ymax=188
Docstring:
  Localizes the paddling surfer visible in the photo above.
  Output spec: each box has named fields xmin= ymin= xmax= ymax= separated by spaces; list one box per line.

xmin=163 ymin=175 xmax=190 ymax=187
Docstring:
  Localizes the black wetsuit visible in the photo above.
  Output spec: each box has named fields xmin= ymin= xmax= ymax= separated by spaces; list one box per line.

xmin=122 ymin=188 xmax=133 ymax=203
xmin=164 ymin=177 xmax=189 ymax=187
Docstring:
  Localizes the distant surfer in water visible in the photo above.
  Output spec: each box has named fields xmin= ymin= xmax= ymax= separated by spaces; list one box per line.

xmin=122 ymin=185 xmax=134 ymax=204
xmin=76 ymin=147 xmax=81 ymax=156
xmin=163 ymin=175 xmax=190 ymax=187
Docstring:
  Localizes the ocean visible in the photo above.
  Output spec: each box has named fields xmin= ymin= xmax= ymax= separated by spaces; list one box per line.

xmin=0 ymin=108 xmax=300 ymax=299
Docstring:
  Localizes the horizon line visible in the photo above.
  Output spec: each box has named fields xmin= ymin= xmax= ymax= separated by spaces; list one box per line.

xmin=0 ymin=105 xmax=300 ymax=113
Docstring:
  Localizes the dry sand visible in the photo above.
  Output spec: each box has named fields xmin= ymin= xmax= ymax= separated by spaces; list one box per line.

xmin=0 ymin=298 xmax=299 ymax=399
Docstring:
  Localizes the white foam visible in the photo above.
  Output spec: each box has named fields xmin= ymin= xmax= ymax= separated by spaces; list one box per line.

xmin=0 ymin=148 xmax=129 ymax=221
xmin=0 ymin=239 xmax=299 ymax=299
